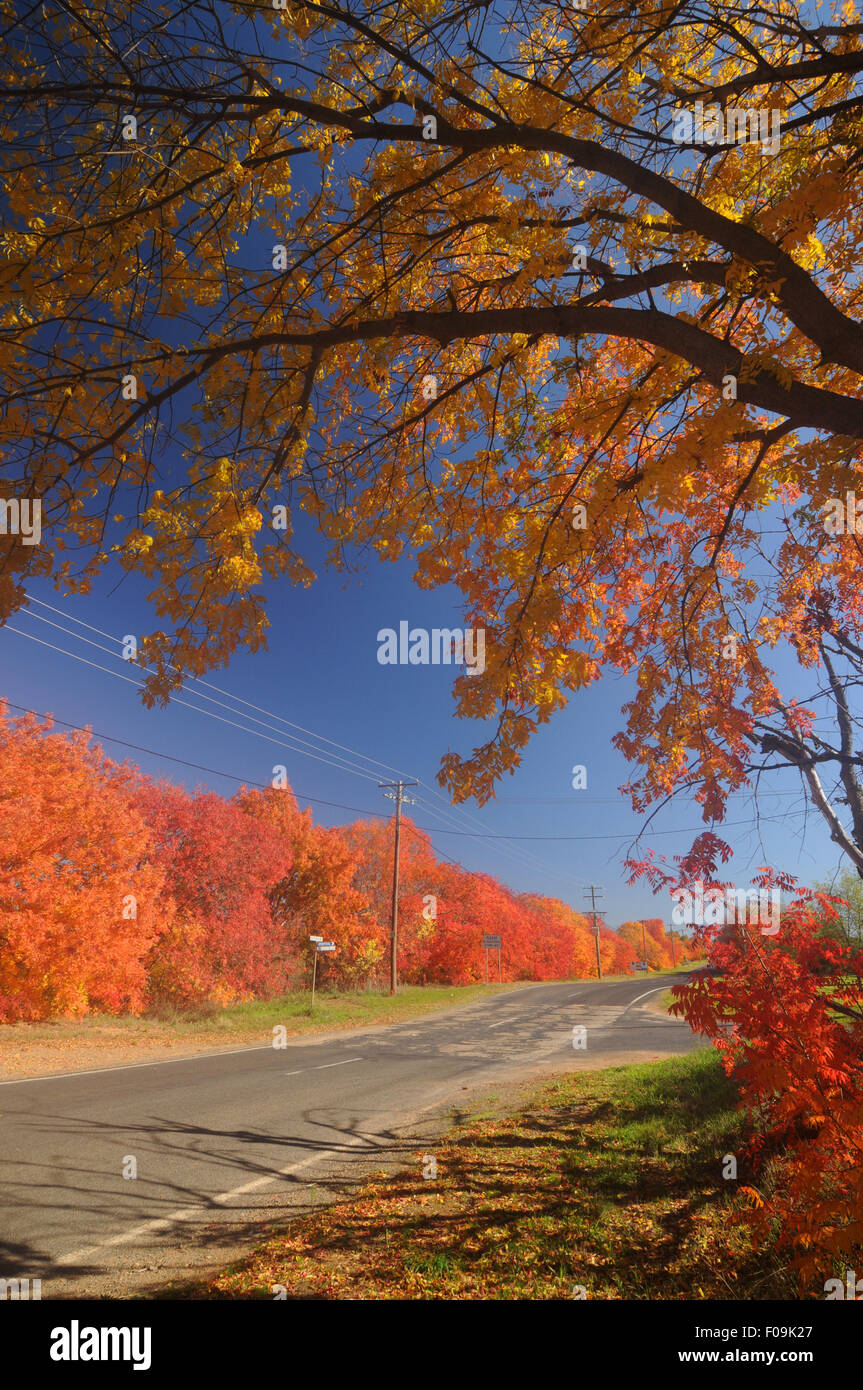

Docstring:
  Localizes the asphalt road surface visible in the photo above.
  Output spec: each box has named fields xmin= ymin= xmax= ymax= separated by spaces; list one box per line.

xmin=0 ymin=973 xmax=705 ymax=1297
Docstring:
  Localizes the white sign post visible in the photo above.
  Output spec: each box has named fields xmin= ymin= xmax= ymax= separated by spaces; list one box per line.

xmin=309 ymin=936 xmax=329 ymax=1011
xmin=482 ymin=934 xmax=502 ymax=983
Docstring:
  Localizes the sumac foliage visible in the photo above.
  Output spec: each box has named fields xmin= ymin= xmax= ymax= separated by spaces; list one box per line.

xmin=671 ymin=898 xmax=863 ymax=1289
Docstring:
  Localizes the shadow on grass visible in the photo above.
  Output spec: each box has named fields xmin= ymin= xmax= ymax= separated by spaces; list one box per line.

xmin=157 ymin=1051 xmax=807 ymax=1300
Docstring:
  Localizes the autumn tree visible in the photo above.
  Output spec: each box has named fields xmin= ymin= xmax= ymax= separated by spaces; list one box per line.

xmin=138 ymin=779 xmax=292 ymax=1007
xmin=8 ymin=0 xmax=863 ymax=1266
xmin=618 ymin=920 xmax=649 ymax=963
xmin=235 ymin=785 xmax=374 ymax=986
xmin=0 ymin=705 xmax=168 ymax=1020
xmin=5 ymin=1 xmax=863 ymax=873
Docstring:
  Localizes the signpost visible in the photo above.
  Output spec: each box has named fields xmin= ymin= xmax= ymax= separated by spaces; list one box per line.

xmin=309 ymin=936 xmax=335 ymax=1011
xmin=482 ymin=934 xmax=502 ymax=983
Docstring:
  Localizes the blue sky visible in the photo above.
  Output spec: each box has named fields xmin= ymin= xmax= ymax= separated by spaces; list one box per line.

xmin=1 ymin=517 xmax=840 ymax=927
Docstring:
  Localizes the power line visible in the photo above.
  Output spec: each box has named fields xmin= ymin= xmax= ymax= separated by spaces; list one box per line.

xmin=10 ymin=608 xmax=580 ymax=887
xmin=28 ymin=597 xmax=418 ymax=783
xmin=26 ymin=598 xmax=585 ymax=869
xmin=412 ymin=791 xmax=592 ymax=892
xmin=0 ymin=701 xmax=391 ymax=820
xmin=4 ymin=623 xmax=385 ymax=782
xmin=17 ymin=596 xmax=594 ymax=891
xmin=0 ymin=699 xmax=795 ymax=845
xmin=398 ymin=815 xmax=464 ymax=870
xmin=492 ymin=790 xmax=802 ymax=802
xmin=13 ymin=612 xmax=386 ymax=783
xmin=397 ymin=815 xmax=795 ymax=839
xmin=6 ymin=601 xmax=807 ymax=865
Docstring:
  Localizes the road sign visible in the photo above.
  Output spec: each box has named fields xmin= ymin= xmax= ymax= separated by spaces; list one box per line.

xmin=310 ymin=939 xmax=335 ymax=1009
xmin=482 ymin=934 xmax=502 ymax=984
xmin=634 ymin=961 xmax=648 ymax=971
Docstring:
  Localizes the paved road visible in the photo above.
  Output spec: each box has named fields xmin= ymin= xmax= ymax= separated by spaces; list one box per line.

xmin=0 ymin=974 xmax=704 ymax=1297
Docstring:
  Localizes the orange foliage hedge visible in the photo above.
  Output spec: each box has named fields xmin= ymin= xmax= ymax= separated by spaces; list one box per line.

xmin=0 ymin=711 xmax=167 ymax=1019
xmin=0 ymin=704 xmax=695 ymax=1020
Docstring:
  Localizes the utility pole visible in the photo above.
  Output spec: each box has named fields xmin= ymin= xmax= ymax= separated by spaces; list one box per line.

xmin=584 ymin=885 xmax=605 ymax=980
xmin=379 ymin=779 xmax=418 ymax=995
xmin=669 ymin=925 xmax=677 ymax=968
xmin=641 ymin=919 xmax=648 ymax=970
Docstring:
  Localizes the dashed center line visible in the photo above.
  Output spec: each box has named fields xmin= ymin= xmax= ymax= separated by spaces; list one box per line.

xmin=284 ymin=1057 xmax=364 ymax=1075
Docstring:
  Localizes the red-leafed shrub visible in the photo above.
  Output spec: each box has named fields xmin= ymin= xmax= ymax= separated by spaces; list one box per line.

xmin=671 ymin=892 xmax=863 ymax=1289
xmin=0 ymin=706 xmax=169 ymax=1020
xmin=138 ymin=780 xmax=291 ymax=1007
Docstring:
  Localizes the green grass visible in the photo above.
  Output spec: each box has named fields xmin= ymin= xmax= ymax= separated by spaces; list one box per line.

xmin=0 ymin=970 xmax=703 ymax=1079
xmin=639 ymin=961 xmax=704 ymax=1014
xmin=160 ymin=1048 xmax=805 ymax=1301
xmin=149 ymin=982 xmax=523 ymax=1035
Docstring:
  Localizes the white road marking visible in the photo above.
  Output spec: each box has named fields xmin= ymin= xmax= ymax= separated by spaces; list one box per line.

xmin=313 ymin=1058 xmax=363 ymax=1070
xmin=626 ymin=986 xmax=671 ymax=1007
xmin=45 ymin=983 xmax=687 ymax=1277
xmin=53 ymin=1083 xmax=470 ymax=1276
xmin=0 ymin=1045 xmax=277 ymax=1086
xmin=55 ymin=1134 xmax=371 ymax=1268
xmin=484 ymin=982 xmax=670 ymax=1030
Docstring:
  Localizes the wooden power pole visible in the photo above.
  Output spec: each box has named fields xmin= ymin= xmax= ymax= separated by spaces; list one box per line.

xmin=379 ymin=779 xmax=418 ymax=995
xmin=584 ymin=884 xmax=605 ymax=979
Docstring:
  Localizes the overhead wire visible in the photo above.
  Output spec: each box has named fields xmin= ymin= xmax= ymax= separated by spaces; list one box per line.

xmin=16 ymin=608 xmax=387 ymax=783
xmin=27 ymin=599 xmax=586 ymax=880
xmin=15 ymin=596 xmax=596 ymax=889
xmin=4 ymin=600 xmax=797 ymax=862
xmin=4 ymin=623 xmax=383 ymax=782
xmin=0 ymin=701 xmax=391 ymax=819
xmin=28 ymin=597 xmax=417 ymax=782
xmin=0 ymin=698 xmax=798 ymax=844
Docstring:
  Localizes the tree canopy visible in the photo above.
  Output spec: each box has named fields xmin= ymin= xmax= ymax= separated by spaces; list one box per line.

xmin=4 ymin=0 xmax=863 ymax=866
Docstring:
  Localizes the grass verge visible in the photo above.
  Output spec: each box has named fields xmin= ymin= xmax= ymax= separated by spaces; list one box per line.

xmin=161 ymin=1049 xmax=802 ymax=1301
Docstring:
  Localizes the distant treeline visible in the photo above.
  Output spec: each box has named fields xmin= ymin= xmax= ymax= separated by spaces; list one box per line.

xmin=0 ymin=705 xmax=694 ymax=1021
